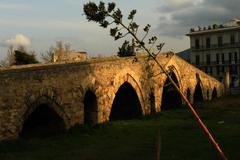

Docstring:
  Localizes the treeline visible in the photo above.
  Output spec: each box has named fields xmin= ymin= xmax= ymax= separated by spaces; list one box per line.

xmin=0 ymin=41 xmax=71 ymax=66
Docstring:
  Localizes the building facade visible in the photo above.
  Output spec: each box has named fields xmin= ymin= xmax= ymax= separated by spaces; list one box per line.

xmin=186 ymin=19 xmax=240 ymax=88
xmin=53 ymin=50 xmax=88 ymax=62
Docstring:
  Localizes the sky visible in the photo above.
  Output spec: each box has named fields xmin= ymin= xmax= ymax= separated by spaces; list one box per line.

xmin=0 ymin=0 xmax=239 ymax=60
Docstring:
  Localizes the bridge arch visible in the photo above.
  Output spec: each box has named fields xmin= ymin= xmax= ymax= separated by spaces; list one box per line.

xmin=165 ymin=65 xmax=183 ymax=91
xmin=160 ymin=70 xmax=182 ymax=110
xmin=193 ymin=81 xmax=204 ymax=103
xmin=20 ymin=96 xmax=68 ymax=137
xmin=110 ymin=81 xmax=143 ymax=120
xmin=80 ymin=76 xmax=103 ymax=124
xmin=83 ymin=89 xmax=98 ymax=125
xmin=108 ymin=70 xmax=145 ymax=119
xmin=186 ymin=88 xmax=191 ymax=103
xmin=212 ymin=87 xmax=217 ymax=99
xmin=149 ymin=90 xmax=156 ymax=114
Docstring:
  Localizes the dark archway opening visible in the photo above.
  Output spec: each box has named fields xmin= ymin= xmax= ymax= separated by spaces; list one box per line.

xmin=212 ymin=88 xmax=217 ymax=99
xmin=187 ymin=88 xmax=191 ymax=102
xmin=149 ymin=92 xmax=156 ymax=114
xmin=20 ymin=104 xmax=65 ymax=138
xmin=161 ymin=73 xmax=182 ymax=110
xmin=84 ymin=90 xmax=98 ymax=125
xmin=110 ymin=82 xmax=142 ymax=121
xmin=207 ymin=90 xmax=209 ymax=100
xmin=194 ymin=82 xmax=204 ymax=103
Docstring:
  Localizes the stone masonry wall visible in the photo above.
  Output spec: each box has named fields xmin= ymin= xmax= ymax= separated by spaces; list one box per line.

xmin=0 ymin=52 xmax=223 ymax=140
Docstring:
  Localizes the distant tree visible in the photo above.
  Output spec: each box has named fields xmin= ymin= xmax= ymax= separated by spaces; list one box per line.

xmin=14 ymin=49 xmax=38 ymax=65
xmin=0 ymin=45 xmax=16 ymax=66
xmin=118 ymin=40 xmax=135 ymax=57
xmin=56 ymin=40 xmax=71 ymax=51
xmin=64 ymin=42 xmax=71 ymax=51
xmin=212 ymin=24 xmax=218 ymax=29
xmin=41 ymin=46 xmax=55 ymax=63
xmin=198 ymin=26 xmax=202 ymax=31
xmin=56 ymin=41 xmax=64 ymax=52
xmin=0 ymin=45 xmax=39 ymax=66
xmin=219 ymin=24 xmax=224 ymax=28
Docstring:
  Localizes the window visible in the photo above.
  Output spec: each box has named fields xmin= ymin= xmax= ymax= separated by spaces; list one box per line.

xmin=218 ymin=36 xmax=223 ymax=47
xmin=233 ymin=66 xmax=238 ymax=74
xmin=229 ymin=66 xmax=233 ymax=74
xmin=221 ymin=66 xmax=225 ymax=73
xmin=206 ymin=54 xmax=211 ymax=65
xmin=209 ymin=67 xmax=213 ymax=74
xmin=196 ymin=55 xmax=200 ymax=65
xmin=234 ymin=52 xmax=238 ymax=63
xmin=230 ymin=35 xmax=235 ymax=44
xmin=216 ymin=53 xmax=219 ymax=64
xmin=229 ymin=52 xmax=232 ymax=64
xmin=221 ymin=53 xmax=225 ymax=64
xmin=206 ymin=37 xmax=211 ymax=48
xmin=195 ymin=39 xmax=200 ymax=49
xmin=216 ymin=66 xmax=220 ymax=75
xmin=205 ymin=67 xmax=208 ymax=73
xmin=230 ymin=66 xmax=238 ymax=75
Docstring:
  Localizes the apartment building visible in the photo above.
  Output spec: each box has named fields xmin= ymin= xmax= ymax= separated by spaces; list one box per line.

xmin=186 ymin=18 xmax=240 ymax=87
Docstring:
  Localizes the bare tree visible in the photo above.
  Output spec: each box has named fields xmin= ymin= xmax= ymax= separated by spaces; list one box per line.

xmin=55 ymin=40 xmax=71 ymax=51
xmin=64 ymin=42 xmax=71 ymax=51
xmin=0 ymin=45 xmax=15 ymax=66
xmin=41 ymin=46 xmax=55 ymax=63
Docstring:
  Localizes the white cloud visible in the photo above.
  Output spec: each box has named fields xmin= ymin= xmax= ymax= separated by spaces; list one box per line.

xmin=158 ymin=0 xmax=203 ymax=13
xmin=5 ymin=34 xmax=31 ymax=47
xmin=0 ymin=19 xmax=95 ymax=32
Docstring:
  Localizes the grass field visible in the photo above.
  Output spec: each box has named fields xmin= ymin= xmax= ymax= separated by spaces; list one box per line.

xmin=0 ymin=96 xmax=239 ymax=160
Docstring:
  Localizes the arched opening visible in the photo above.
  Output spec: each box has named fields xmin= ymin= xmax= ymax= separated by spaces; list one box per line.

xmin=193 ymin=82 xmax=204 ymax=103
xmin=207 ymin=90 xmax=209 ymax=100
xmin=149 ymin=92 xmax=156 ymax=114
xmin=110 ymin=82 xmax=142 ymax=120
xmin=187 ymin=88 xmax=191 ymax=102
xmin=84 ymin=90 xmax=98 ymax=125
xmin=20 ymin=104 xmax=65 ymax=137
xmin=212 ymin=88 xmax=217 ymax=99
xmin=161 ymin=72 xmax=182 ymax=110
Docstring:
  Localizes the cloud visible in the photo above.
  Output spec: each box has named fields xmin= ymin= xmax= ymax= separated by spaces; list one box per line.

xmin=5 ymin=34 xmax=31 ymax=47
xmin=157 ymin=0 xmax=203 ymax=13
xmin=0 ymin=3 xmax=30 ymax=11
xmin=155 ymin=0 xmax=240 ymax=37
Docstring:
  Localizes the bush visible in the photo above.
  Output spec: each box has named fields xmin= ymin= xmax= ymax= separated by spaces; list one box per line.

xmin=14 ymin=50 xmax=38 ymax=65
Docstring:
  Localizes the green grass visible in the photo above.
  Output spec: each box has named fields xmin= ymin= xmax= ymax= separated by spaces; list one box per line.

xmin=0 ymin=95 xmax=240 ymax=160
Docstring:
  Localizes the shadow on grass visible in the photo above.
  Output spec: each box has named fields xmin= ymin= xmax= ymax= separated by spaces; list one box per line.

xmin=0 ymin=95 xmax=240 ymax=160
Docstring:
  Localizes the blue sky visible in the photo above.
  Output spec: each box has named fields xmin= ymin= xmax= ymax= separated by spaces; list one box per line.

xmin=0 ymin=0 xmax=238 ymax=60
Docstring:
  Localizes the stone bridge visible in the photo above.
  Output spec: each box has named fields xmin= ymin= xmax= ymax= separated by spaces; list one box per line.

xmin=0 ymin=52 xmax=223 ymax=140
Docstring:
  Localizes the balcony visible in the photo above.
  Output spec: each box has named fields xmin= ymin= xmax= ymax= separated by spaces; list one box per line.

xmin=191 ymin=42 xmax=240 ymax=51
xmin=192 ymin=60 xmax=240 ymax=67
